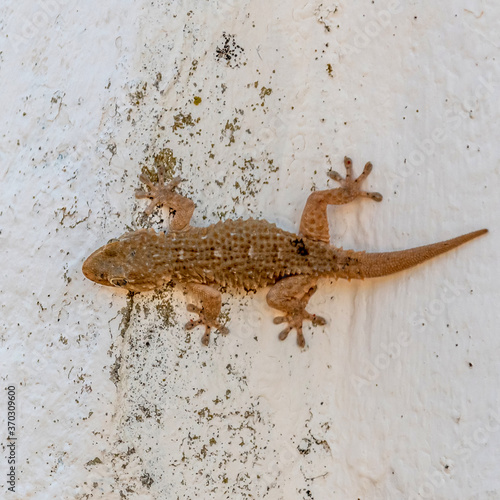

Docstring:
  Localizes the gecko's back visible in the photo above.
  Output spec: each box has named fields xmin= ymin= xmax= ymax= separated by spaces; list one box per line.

xmin=82 ymin=218 xmax=360 ymax=293
xmin=148 ymin=218 xmax=353 ymax=289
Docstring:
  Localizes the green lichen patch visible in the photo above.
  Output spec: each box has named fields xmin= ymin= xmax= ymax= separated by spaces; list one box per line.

xmin=85 ymin=457 xmax=103 ymax=467
xmin=153 ymin=72 xmax=162 ymax=90
xmin=267 ymin=158 xmax=278 ymax=173
xmin=109 ymin=354 xmax=122 ymax=386
xmin=172 ymin=112 xmax=199 ymax=131
xmin=259 ymin=86 xmax=272 ymax=100
xmin=140 ymin=148 xmax=177 ymax=182
xmin=156 ymin=300 xmax=175 ymax=329
xmin=189 ymin=60 xmax=198 ymax=76
xmin=153 ymin=148 xmax=177 ymax=176
xmin=130 ymin=82 xmax=148 ymax=105
xmin=221 ymin=117 xmax=241 ymax=146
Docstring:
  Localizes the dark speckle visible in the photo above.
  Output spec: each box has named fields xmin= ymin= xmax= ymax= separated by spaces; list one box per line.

xmin=215 ymin=32 xmax=245 ymax=68
xmin=291 ymin=238 xmax=309 ymax=256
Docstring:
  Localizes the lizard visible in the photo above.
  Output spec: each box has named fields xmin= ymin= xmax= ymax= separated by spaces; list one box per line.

xmin=82 ymin=157 xmax=488 ymax=347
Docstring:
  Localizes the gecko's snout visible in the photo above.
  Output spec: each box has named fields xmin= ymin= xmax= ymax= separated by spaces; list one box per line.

xmin=82 ymin=229 xmax=174 ymax=293
xmin=81 ymin=241 xmax=128 ymax=288
xmin=82 ymin=249 xmax=112 ymax=287
xmin=82 ymin=239 xmax=163 ymax=293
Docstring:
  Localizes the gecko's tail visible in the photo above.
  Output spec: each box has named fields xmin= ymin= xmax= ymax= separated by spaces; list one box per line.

xmin=357 ymin=229 xmax=488 ymax=278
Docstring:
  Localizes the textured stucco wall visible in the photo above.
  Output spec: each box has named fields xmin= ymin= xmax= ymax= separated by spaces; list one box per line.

xmin=1 ymin=0 xmax=499 ymax=498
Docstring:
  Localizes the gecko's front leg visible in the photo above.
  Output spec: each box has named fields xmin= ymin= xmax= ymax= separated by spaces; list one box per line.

xmin=266 ymin=276 xmax=326 ymax=348
xmin=184 ymin=283 xmax=229 ymax=345
xmin=135 ymin=165 xmax=195 ymax=230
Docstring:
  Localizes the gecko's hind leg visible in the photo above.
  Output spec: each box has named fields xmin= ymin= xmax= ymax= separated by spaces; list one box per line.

xmin=266 ymin=276 xmax=326 ymax=348
xmin=299 ymin=156 xmax=383 ymax=243
xmin=184 ymin=283 xmax=228 ymax=346
xmin=135 ymin=166 xmax=195 ymax=230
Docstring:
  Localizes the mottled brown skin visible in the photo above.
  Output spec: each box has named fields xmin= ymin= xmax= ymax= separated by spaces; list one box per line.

xmin=82 ymin=157 xmax=488 ymax=347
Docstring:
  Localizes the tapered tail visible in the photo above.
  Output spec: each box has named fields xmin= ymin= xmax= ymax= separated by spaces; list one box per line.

xmin=357 ymin=229 xmax=488 ymax=278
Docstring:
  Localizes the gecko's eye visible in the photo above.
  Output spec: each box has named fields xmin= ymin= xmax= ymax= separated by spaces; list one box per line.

xmin=110 ymin=277 xmax=128 ymax=287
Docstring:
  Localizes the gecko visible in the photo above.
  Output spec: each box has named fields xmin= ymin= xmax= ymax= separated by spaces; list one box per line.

xmin=82 ymin=157 xmax=488 ymax=347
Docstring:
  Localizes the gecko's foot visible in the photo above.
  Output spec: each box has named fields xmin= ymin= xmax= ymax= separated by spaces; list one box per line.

xmin=185 ymin=304 xmax=229 ymax=346
xmin=273 ymin=311 xmax=326 ymax=348
xmin=135 ymin=165 xmax=185 ymax=215
xmin=327 ymin=156 xmax=383 ymax=202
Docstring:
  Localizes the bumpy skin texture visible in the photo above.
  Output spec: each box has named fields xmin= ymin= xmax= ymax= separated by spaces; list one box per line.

xmin=83 ymin=219 xmax=368 ymax=291
xmin=82 ymin=158 xmax=488 ymax=347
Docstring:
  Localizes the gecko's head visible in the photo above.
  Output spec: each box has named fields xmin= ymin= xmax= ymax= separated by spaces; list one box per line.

xmin=82 ymin=230 xmax=169 ymax=293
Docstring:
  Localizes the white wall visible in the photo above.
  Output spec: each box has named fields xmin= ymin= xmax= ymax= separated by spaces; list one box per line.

xmin=2 ymin=0 xmax=499 ymax=498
